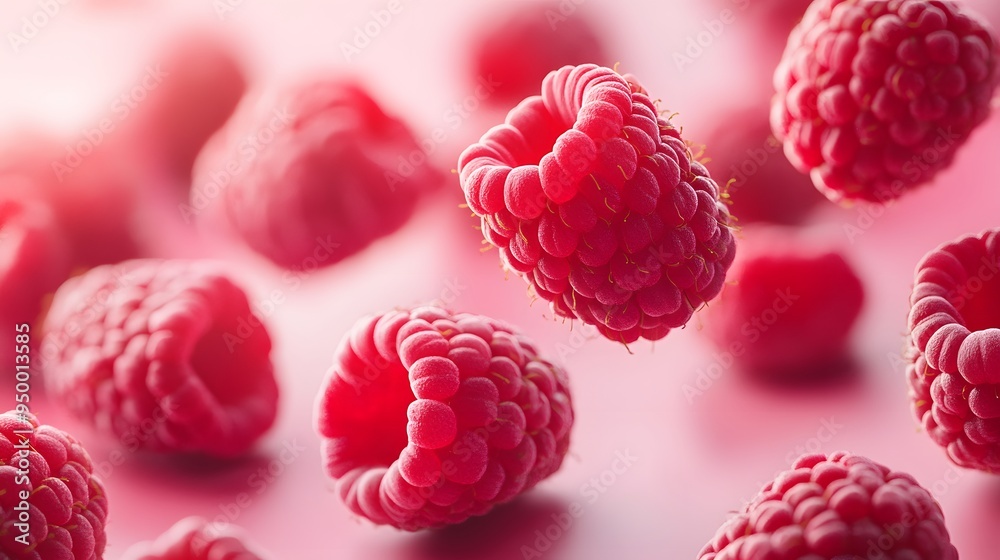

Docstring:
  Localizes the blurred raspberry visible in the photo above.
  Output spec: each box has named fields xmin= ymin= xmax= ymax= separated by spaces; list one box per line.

xmin=772 ymin=0 xmax=1000 ymax=203
xmin=314 ymin=306 xmax=573 ymax=531
xmin=458 ymin=64 xmax=737 ymax=343
xmin=906 ymin=228 xmax=1000 ymax=471
xmin=0 ymin=411 xmax=109 ymax=560
xmin=698 ymin=452 xmax=958 ymax=559
xmin=0 ymin=131 xmax=141 ymax=268
xmin=122 ymin=517 xmax=268 ymax=560
xmin=700 ymin=227 xmax=864 ymax=378
xmin=702 ymin=105 xmax=825 ymax=225
xmin=40 ymin=259 xmax=279 ymax=458
xmin=0 ymin=197 xmax=70 ymax=326
xmin=469 ymin=3 xmax=608 ymax=107
xmin=126 ymin=29 xmax=248 ymax=186
xmin=191 ymin=78 xmax=442 ymax=269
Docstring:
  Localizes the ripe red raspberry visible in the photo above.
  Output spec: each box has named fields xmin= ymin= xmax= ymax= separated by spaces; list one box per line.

xmin=906 ymin=228 xmax=1000 ymax=472
xmin=458 ymin=64 xmax=737 ymax=343
xmin=469 ymin=3 xmax=608 ymax=107
xmin=772 ymin=0 xmax=1000 ymax=203
xmin=701 ymin=227 xmax=865 ymax=378
xmin=122 ymin=517 xmax=268 ymax=560
xmin=40 ymin=259 xmax=279 ymax=458
xmin=0 ymin=411 xmax=109 ymax=560
xmin=698 ymin=452 xmax=958 ymax=560
xmin=702 ymin=105 xmax=826 ymax=225
xmin=0 ymin=197 xmax=70 ymax=326
xmin=314 ymin=306 xmax=573 ymax=531
xmin=192 ymin=78 xmax=442 ymax=269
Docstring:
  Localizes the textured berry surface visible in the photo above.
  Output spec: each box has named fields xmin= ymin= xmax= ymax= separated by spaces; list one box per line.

xmin=0 ymin=411 xmax=109 ymax=560
xmin=698 ymin=452 xmax=958 ymax=560
xmin=703 ymin=105 xmax=825 ymax=225
xmin=0 ymin=197 xmax=70 ymax=326
xmin=314 ymin=306 xmax=573 ymax=531
xmin=193 ymin=78 xmax=442 ymax=269
xmin=40 ymin=259 xmax=279 ymax=458
xmin=458 ymin=64 xmax=737 ymax=343
xmin=701 ymin=227 xmax=865 ymax=378
xmin=906 ymin=228 xmax=1000 ymax=471
xmin=772 ymin=0 xmax=1000 ymax=203
xmin=122 ymin=517 xmax=268 ymax=560
xmin=470 ymin=3 xmax=608 ymax=107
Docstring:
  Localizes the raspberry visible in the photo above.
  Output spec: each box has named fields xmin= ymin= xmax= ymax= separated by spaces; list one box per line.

xmin=702 ymin=105 xmax=825 ymax=225
xmin=128 ymin=29 xmax=247 ymax=185
xmin=40 ymin=259 xmax=279 ymax=458
xmin=0 ymin=411 xmax=109 ymax=560
xmin=192 ymin=78 xmax=442 ymax=269
xmin=700 ymin=227 xmax=864 ymax=378
xmin=772 ymin=0 xmax=1000 ymax=203
xmin=0 ymin=197 xmax=70 ymax=326
xmin=906 ymin=228 xmax=1000 ymax=471
xmin=314 ymin=306 xmax=573 ymax=531
xmin=122 ymin=517 xmax=268 ymax=560
xmin=469 ymin=3 xmax=608 ymax=107
xmin=698 ymin=452 xmax=958 ymax=560
xmin=457 ymin=64 xmax=737 ymax=343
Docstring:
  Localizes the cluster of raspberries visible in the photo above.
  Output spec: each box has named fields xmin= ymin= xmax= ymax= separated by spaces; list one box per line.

xmin=458 ymin=64 xmax=737 ymax=344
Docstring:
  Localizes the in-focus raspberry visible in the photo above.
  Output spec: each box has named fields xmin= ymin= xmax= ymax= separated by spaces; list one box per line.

xmin=314 ymin=306 xmax=573 ymax=531
xmin=703 ymin=105 xmax=826 ymax=225
xmin=0 ymin=411 xmax=109 ymax=560
xmin=458 ymin=64 xmax=737 ymax=343
xmin=907 ymin=228 xmax=1000 ymax=471
xmin=698 ymin=452 xmax=958 ymax=560
xmin=192 ymin=78 xmax=442 ymax=269
xmin=469 ymin=3 xmax=608 ymax=107
xmin=41 ymin=259 xmax=279 ymax=458
xmin=122 ymin=517 xmax=269 ymax=560
xmin=772 ymin=0 xmax=1000 ymax=203
xmin=700 ymin=227 xmax=865 ymax=378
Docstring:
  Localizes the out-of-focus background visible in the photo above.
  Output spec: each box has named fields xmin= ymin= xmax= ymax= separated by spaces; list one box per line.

xmin=3 ymin=0 xmax=1000 ymax=558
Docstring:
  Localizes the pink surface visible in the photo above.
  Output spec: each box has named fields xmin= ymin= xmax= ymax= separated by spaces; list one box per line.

xmin=3 ymin=1 xmax=1000 ymax=558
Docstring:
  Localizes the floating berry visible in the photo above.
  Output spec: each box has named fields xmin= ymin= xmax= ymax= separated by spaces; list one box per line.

xmin=907 ymin=228 xmax=1000 ymax=471
xmin=314 ymin=306 xmax=573 ymax=531
xmin=772 ymin=0 xmax=1000 ymax=203
xmin=703 ymin=105 xmax=825 ymax=225
xmin=458 ymin=64 xmax=737 ymax=343
xmin=469 ymin=3 xmax=608 ymax=107
xmin=698 ymin=452 xmax=958 ymax=560
xmin=0 ymin=197 xmax=70 ymax=326
xmin=0 ymin=411 xmax=109 ymax=560
xmin=700 ymin=227 xmax=864 ymax=378
xmin=122 ymin=517 xmax=269 ymax=560
xmin=40 ymin=259 xmax=279 ymax=458
xmin=191 ymin=78 xmax=442 ymax=269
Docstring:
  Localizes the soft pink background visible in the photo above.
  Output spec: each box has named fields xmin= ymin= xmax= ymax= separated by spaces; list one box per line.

xmin=3 ymin=1 xmax=1000 ymax=558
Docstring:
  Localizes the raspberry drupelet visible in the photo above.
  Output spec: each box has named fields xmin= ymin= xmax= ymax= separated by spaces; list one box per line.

xmin=40 ymin=259 xmax=279 ymax=458
xmin=192 ymin=78 xmax=442 ymax=269
xmin=314 ymin=306 xmax=573 ymax=531
xmin=907 ymin=228 xmax=1000 ymax=472
xmin=122 ymin=517 xmax=269 ymax=560
xmin=698 ymin=452 xmax=958 ymax=559
xmin=458 ymin=64 xmax=737 ymax=344
xmin=772 ymin=0 xmax=1000 ymax=203
xmin=0 ymin=411 xmax=109 ymax=560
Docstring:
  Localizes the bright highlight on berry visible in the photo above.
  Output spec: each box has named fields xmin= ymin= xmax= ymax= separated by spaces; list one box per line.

xmin=122 ymin=516 xmax=269 ymax=560
xmin=458 ymin=64 xmax=737 ymax=344
xmin=314 ymin=306 xmax=573 ymax=530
